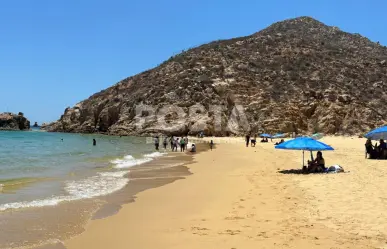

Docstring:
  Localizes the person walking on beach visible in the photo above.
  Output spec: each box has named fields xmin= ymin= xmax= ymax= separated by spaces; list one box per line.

xmin=154 ymin=136 xmax=159 ymax=151
xmin=245 ymin=134 xmax=250 ymax=147
xmin=93 ymin=139 xmax=96 ymax=146
xmin=180 ymin=137 xmax=186 ymax=152
xmin=210 ymin=140 xmax=214 ymax=150
xmin=163 ymin=137 xmax=168 ymax=150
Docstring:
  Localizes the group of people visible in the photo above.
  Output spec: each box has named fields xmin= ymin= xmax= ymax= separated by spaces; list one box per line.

xmin=365 ymin=138 xmax=387 ymax=159
xmin=154 ymin=136 xmax=196 ymax=152
xmin=245 ymin=134 xmax=276 ymax=147
xmin=245 ymin=135 xmax=257 ymax=147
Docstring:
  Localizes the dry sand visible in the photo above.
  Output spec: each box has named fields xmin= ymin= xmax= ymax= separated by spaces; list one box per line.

xmin=64 ymin=136 xmax=387 ymax=249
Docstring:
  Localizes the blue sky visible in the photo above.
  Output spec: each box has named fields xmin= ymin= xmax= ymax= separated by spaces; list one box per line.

xmin=1 ymin=0 xmax=386 ymax=124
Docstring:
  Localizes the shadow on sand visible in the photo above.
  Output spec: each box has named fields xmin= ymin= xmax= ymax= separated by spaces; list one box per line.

xmin=278 ymin=169 xmax=306 ymax=175
xmin=278 ymin=169 xmax=348 ymax=175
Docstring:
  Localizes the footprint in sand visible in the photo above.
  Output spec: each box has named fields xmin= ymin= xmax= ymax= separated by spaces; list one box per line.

xmin=225 ymin=216 xmax=245 ymax=220
xmin=191 ymin=226 xmax=209 ymax=231
xmin=257 ymin=231 xmax=269 ymax=238
xmin=191 ymin=226 xmax=210 ymax=236
xmin=219 ymin=229 xmax=241 ymax=235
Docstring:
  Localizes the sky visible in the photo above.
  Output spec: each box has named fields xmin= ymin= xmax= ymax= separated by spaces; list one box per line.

xmin=1 ymin=0 xmax=386 ymax=124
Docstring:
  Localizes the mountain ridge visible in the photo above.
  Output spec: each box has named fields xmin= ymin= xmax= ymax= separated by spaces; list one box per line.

xmin=42 ymin=16 xmax=387 ymax=136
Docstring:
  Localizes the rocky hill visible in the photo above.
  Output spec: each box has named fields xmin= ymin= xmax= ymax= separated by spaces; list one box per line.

xmin=0 ymin=112 xmax=30 ymax=131
xmin=43 ymin=16 xmax=387 ymax=136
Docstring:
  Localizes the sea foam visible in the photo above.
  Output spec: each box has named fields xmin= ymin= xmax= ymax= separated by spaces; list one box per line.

xmin=0 ymin=152 xmax=165 ymax=211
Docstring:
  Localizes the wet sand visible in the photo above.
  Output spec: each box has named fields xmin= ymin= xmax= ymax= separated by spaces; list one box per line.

xmin=0 ymin=150 xmax=197 ymax=249
xmin=62 ymin=136 xmax=387 ymax=249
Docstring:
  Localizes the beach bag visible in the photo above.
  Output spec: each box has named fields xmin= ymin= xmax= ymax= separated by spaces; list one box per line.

xmin=327 ymin=165 xmax=344 ymax=173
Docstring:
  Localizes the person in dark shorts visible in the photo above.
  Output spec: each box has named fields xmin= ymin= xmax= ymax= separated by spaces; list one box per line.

xmin=170 ymin=137 xmax=174 ymax=150
xmin=180 ymin=137 xmax=186 ymax=152
xmin=210 ymin=140 xmax=214 ymax=150
xmin=154 ymin=136 xmax=159 ymax=150
xmin=245 ymin=135 xmax=250 ymax=147
xmin=93 ymin=139 xmax=96 ymax=146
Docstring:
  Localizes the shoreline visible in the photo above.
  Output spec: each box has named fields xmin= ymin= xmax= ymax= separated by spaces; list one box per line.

xmin=62 ymin=136 xmax=387 ymax=249
xmin=0 ymin=141 xmax=205 ymax=249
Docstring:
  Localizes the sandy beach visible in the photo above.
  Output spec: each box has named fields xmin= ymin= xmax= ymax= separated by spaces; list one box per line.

xmin=62 ymin=136 xmax=387 ymax=249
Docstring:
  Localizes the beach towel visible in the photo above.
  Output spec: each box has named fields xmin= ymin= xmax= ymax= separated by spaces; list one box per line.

xmin=326 ymin=165 xmax=344 ymax=173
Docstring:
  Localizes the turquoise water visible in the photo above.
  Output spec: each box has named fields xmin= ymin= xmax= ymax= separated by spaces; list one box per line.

xmin=0 ymin=130 xmax=160 ymax=211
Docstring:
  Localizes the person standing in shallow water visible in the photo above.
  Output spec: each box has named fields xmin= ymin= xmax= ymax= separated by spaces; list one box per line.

xmin=173 ymin=137 xmax=179 ymax=152
xmin=163 ymin=137 xmax=168 ymax=150
xmin=154 ymin=136 xmax=159 ymax=151
xmin=184 ymin=136 xmax=188 ymax=151
xmin=93 ymin=139 xmax=96 ymax=146
xmin=170 ymin=137 xmax=174 ymax=150
xmin=180 ymin=137 xmax=186 ymax=152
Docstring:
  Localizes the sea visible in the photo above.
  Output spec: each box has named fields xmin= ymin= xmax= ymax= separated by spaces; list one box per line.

xmin=0 ymin=129 xmax=162 ymax=212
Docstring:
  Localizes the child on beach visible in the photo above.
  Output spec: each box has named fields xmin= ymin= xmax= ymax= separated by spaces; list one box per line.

xmin=251 ymin=135 xmax=257 ymax=147
xmin=190 ymin=144 xmax=196 ymax=153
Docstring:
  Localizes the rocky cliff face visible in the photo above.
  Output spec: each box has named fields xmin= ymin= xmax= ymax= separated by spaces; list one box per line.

xmin=0 ymin=112 xmax=30 ymax=130
xmin=43 ymin=17 xmax=387 ymax=136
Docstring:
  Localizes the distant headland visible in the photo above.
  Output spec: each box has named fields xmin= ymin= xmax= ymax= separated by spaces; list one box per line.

xmin=0 ymin=112 xmax=30 ymax=131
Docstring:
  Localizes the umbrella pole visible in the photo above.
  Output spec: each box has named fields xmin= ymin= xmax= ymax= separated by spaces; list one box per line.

xmin=303 ymin=150 xmax=305 ymax=167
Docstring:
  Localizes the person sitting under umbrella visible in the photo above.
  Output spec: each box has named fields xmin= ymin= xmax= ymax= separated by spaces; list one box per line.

xmin=378 ymin=139 xmax=387 ymax=159
xmin=307 ymin=151 xmax=325 ymax=173
xmin=275 ymin=139 xmax=285 ymax=145
xmin=365 ymin=138 xmax=377 ymax=159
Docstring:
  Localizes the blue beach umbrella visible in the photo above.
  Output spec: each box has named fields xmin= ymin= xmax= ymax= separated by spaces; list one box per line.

xmin=260 ymin=133 xmax=272 ymax=138
xmin=365 ymin=126 xmax=387 ymax=140
xmin=311 ymin=133 xmax=324 ymax=140
xmin=275 ymin=137 xmax=334 ymax=167
xmin=273 ymin=133 xmax=285 ymax=138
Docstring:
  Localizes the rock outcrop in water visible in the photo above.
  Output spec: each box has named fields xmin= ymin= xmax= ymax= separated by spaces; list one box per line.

xmin=43 ymin=16 xmax=387 ymax=136
xmin=0 ymin=112 xmax=30 ymax=130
